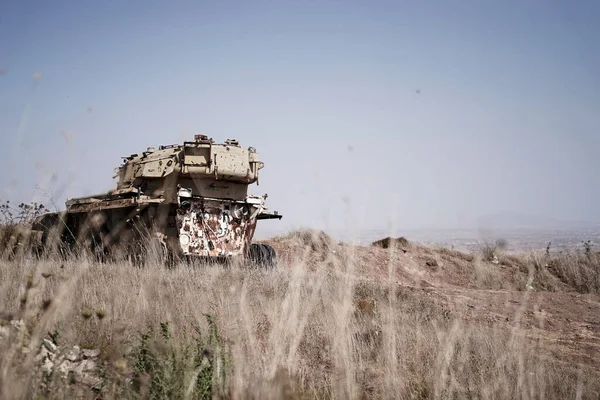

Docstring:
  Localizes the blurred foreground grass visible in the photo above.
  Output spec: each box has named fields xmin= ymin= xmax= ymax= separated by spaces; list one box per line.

xmin=1 ymin=234 xmax=599 ymax=399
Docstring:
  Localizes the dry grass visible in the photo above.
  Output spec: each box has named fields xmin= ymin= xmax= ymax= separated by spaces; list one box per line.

xmin=542 ymin=250 xmax=600 ymax=293
xmin=487 ymin=246 xmax=600 ymax=293
xmin=0 ymin=224 xmax=40 ymax=260
xmin=0 ymin=230 xmax=599 ymax=399
xmin=422 ymin=241 xmax=600 ymax=293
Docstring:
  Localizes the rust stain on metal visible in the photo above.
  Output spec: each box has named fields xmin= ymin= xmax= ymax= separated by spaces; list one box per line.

xmin=65 ymin=197 xmax=163 ymax=213
xmin=176 ymin=198 xmax=258 ymax=257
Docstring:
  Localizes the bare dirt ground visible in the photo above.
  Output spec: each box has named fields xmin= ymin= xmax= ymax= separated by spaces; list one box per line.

xmin=417 ymin=286 xmax=600 ymax=374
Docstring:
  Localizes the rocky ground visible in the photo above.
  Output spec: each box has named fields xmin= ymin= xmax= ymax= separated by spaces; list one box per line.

xmin=0 ymin=316 xmax=104 ymax=396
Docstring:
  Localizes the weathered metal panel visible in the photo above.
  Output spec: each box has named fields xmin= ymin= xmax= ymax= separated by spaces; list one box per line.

xmin=177 ymin=177 xmax=249 ymax=201
xmin=66 ymin=197 xmax=163 ymax=213
xmin=175 ymin=198 xmax=260 ymax=257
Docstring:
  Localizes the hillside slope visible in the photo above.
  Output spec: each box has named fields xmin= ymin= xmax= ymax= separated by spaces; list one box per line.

xmin=265 ymin=230 xmax=600 ymax=374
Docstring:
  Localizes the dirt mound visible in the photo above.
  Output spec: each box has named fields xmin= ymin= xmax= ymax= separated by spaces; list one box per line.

xmin=268 ymin=229 xmax=339 ymax=265
xmin=266 ymin=231 xmax=599 ymax=294
xmin=371 ymin=236 xmax=411 ymax=252
xmin=274 ymin=229 xmax=335 ymax=251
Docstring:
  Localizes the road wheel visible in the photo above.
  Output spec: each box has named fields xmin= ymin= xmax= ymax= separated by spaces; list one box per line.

xmin=246 ymin=243 xmax=277 ymax=269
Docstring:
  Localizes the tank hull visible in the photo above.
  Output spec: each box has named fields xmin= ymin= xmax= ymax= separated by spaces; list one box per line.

xmin=30 ymin=196 xmax=277 ymax=264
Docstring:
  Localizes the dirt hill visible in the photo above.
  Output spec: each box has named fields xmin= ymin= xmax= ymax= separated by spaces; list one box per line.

xmin=264 ymin=229 xmax=600 ymax=375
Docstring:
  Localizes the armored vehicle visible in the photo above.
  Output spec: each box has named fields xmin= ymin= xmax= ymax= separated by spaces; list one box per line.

xmin=30 ymin=134 xmax=282 ymax=266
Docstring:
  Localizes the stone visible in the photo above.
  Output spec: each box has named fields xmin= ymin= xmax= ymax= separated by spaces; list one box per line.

xmin=65 ymin=346 xmax=81 ymax=362
xmin=43 ymin=338 xmax=58 ymax=352
xmin=424 ymin=257 xmax=438 ymax=268
xmin=42 ymin=358 xmax=54 ymax=375
xmin=78 ymin=373 xmax=102 ymax=388
xmin=34 ymin=346 xmax=51 ymax=363
xmin=55 ymin=360 xmax=72 ymax=378
xmin=0 ymin=326 xmax=9 ymax=340
xmin=21 ymin=329 xmax=105 ymax=394
xmin=73 ymin=359 xmax=97 ymax=375
xmin=82 ymin=349 xmax=100 ymax=359
xmin=10 ymin=319 xmax=26 ymax=332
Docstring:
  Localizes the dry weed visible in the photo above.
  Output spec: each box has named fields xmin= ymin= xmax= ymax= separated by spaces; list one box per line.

xmin=0 ymin=231 xmax=599 ymax=399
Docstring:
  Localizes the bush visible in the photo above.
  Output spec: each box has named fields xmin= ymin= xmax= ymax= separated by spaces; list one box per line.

xmin=0 ymin=200 xmax=47 ymax=226
xmin=479 ymin=239 xmax=507 ymax=262
xmin=125 ymin=317 xmax=230 ymax=400
xmin=0 ymin=199 xmax=49 ymax=259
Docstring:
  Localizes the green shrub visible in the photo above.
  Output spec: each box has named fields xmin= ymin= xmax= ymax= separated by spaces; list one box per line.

xmin=127 ymin=316 xmax=230 ymax=400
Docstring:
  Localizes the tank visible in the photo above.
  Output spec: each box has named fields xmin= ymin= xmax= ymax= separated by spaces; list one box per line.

xmin=30 ymin=134 xmax=282 ymax=266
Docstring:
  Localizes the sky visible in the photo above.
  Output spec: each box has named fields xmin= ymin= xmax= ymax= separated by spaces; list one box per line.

xmin=1 ymin=0 xmax=599 ymax=239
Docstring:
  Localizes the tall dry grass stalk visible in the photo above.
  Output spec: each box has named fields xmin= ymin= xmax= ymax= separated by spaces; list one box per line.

xmin=0 ymin=231 xmax=599 ymax=399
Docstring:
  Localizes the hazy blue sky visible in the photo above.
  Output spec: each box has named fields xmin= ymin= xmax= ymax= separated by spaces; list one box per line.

xmin=1 ymin=0 xmax=599 ymax=238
